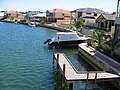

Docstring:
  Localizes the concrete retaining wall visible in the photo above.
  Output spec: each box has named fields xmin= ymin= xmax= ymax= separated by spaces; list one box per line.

xmin=78 ymin=46 xmax=109 ymax=71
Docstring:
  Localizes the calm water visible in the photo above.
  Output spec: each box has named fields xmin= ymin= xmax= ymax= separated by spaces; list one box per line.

xmin=0 ymin=22 xmax=116 ymax=90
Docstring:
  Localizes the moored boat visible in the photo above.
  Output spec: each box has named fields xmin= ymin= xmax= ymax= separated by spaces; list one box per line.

xmin=44 ymin=32 xmax=89 ymax=47
xmin=28 ymin=22 xmax=36 ymax=27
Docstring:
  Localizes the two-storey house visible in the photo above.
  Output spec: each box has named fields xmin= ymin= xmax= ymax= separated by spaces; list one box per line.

xmin=6 ymin=10 xmax=24 ymax=21
xmin=96 ymin=14 xmax=116 ymax=30
xmin=72 ymin=8 xmax=107 ymax=24
xmin=46 ymin=9 xmax=72 ymax=24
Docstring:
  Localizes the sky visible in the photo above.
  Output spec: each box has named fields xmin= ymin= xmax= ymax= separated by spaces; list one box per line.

xmin=0 ymin=0 xmax=118 ymax=13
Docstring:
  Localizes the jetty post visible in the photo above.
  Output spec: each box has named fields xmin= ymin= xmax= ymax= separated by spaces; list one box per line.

xmin=57 ymin=54 xmax=59 ymax=70
xmin=62 ymin=64 xmax=66 ymax=90
xmin=86 ymin=72 xmax=89 ymax=88
xmin=94 ymin=73 xmax=97 ymax=89
xmin=52 ymin=46 xmax=55 ymax=64
xmin=69 ymin=83 xmax=73 ymax=90
xmin=57 ymin=36 xmax=60 ymax=48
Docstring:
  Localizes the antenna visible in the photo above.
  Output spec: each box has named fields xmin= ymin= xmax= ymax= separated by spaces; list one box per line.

xmin=117 ymin=0 xmax=120 ymax=17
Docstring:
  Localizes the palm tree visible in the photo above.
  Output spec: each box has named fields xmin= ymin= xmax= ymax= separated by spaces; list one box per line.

xmin=105 ymin=36 xmax=120 ymax=57
xmin=91 ymin=30 xmax=105 ymax=50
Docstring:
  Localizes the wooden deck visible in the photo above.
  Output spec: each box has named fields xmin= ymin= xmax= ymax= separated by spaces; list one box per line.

xmin=54 ymin=53 xmax=120 ymax=83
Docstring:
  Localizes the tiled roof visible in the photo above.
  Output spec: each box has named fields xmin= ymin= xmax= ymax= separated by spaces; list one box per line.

xmin=6 ymin=10 xmax=21 ymax=15
xmin=102 ymin=14 xmax=116 ymax=20
xmin=74 ymin=8 xmax=107 ymax=14
xmin=47 ymin=9 xmax=70 ymax=14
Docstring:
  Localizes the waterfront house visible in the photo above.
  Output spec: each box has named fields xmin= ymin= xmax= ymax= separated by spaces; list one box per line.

xmin=72 ymin=8 xmax=107 ymax=24
xmin=6 ymin=10 xmax=24 ymax=21
xmin=96 ymin=14 xmax=116 ymax=30
xmin=29 ymin=12 xmax=46 ymax=22
xmin=0 ymin=12 xmax=5 ymax=20
xmin=24 ymin=11 xmax=40 ymax=21
xmin=46 ymin=8 xmax=72 ymax=24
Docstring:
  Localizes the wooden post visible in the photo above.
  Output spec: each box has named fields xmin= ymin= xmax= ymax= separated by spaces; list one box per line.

xmin=94 ymin=73 xmax=97 ymax=89
xmin=117 ymin=81 xmax=120 ymax=90
xmin=63 ymin=64 xmax=65 ymax=75
xmin=57 ymin=54 xmax=59 ymax=70
xmin=53 ymin=46 xmax=55 ymax=64
xmin=69 ymin=83 xmax=73 ymax=90
xmin=85 ymin=73 xmax=89 ymax=89
xmin=62 ymin=64 xmax=66 ymax=90
xmin=58 ymin=37 xmax=59 ymax=48
xmin=86 ymin=73 xmax=89 ymax=84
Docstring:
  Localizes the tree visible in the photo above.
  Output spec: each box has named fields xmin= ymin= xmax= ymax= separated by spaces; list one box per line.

xmin=105 ymin=36 xmax=120 ymax=57
xmin=75 ymin=19 xmax=83 ymax=29
xmin=91 ymin=30 xmax=105 ymax=49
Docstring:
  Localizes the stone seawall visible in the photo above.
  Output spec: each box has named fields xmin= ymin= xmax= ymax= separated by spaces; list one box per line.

xmin=36 ymin=23 xmax=71 ymax=32
xmin=0 ymin=20 xmax=72 ymax=32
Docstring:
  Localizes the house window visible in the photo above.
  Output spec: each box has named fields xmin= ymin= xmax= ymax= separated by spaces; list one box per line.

xmin=78 ymin=12 xmax=82 ymax=17
xmin=86 ymin=13 xmax=91 ymax=15
xmin=94 ymin=13 xmax=97 ymax=16
xmin=62 ymin=13 xmax=64 ymax=16
xmin=47 ymin=13 xmax=54 ymax=16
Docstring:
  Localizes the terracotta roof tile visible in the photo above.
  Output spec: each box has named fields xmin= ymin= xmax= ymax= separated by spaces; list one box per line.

xmin=48 ymin=9 xmax=70 ymax=14
xmin=6 ymin=10 xmax=21 ymax=15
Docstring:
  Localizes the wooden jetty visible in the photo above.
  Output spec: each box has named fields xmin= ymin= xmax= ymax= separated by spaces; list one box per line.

xmin=53 ymin=53 xmax=120 ymax=90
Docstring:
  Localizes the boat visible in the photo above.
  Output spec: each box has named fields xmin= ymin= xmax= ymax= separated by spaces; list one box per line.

xmin=44 ymin=32 xmax=89 ymax=47
xmin=28 ymin=22 xmax=36 ymax=27
xmin=14 ymin=21 xmax=18 ymax=24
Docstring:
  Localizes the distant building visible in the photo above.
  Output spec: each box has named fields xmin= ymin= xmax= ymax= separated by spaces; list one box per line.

xmin=28 ymin=13 xmax=46 ymax=22
xmin=24 ymin=11 xmax=40 ymax=21
xmin=115 ymin=0 xmax=120 ymax=39
xmin=72 ymin=8 xmax=107 ymax=24
xmin=6 ymin=10 xmax=24 ymax=21
xmin=96 ymin=14 xmax=116 ymax=30
xmin=46 ymin=8 xmax=72 ymax=24
xmin=0 ymin=12 xmax=5 ymax=19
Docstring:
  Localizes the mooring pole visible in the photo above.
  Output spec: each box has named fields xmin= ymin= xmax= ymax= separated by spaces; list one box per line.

xmin=86 ymin=73 xmax=89 ymax=87
xmin=52 ymin=46 xmax=55 ymax=64
xmin=94 ymin=73 xmax=97 ymax=89
xmin=85 ymin=72 xmax=89 ymax=90
xmin=58 ymin=36 xmax=59 ymax=48
xmin=57 ymin=54 xmax=59 ymax=70
xmin=69 ymin=83 xmax=73 ymax=90
xmin=62 ymin=64 xmax=66 ymax=90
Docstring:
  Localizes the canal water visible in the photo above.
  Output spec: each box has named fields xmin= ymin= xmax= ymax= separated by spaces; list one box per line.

xmin=0 ymin=22 xmax=116 ymax=90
